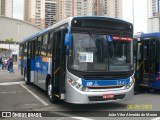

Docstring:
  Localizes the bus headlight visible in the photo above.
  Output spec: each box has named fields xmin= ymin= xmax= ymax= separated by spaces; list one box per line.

xmin=68 ymin=79 xmax=86 ymax=91
xmin=126 ymin=75 xmax=135 ymax=89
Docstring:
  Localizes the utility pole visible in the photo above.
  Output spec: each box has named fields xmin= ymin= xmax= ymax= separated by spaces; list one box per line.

xmin=132 ymin=0 xmax=134 ymax=32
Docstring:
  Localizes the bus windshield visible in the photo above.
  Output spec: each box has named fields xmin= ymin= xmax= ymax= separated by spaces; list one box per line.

xmin=68 ymin=33 xmax=133 ymax=72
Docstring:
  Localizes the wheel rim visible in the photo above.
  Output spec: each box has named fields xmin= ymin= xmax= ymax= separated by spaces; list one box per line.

xmin=48 ymin=83 xmax=52 ymax=98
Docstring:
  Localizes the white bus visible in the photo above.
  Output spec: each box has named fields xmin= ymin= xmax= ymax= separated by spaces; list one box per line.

xmin=19 ymin=16 xmax=135 ymax=104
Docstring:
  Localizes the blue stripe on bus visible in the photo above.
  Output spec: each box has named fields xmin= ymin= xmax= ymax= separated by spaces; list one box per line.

xmin=82 ymin=78 xmax=130 ymax=87
xmin=31 ymin=59 xmax=36 ymax=71
xmin=140 ymin=32 xmax=160 ymax=38
xmin=35 ymin=56 xmax=48 ymax=75
xmin=148 ymin=81 xmax=160 ymax=89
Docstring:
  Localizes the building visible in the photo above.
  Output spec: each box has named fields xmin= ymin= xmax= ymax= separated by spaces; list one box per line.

xmin=24 ymin=0 xmax=45 ymax=28
xmin=106 ymin=0 xmax=122 ymax=18
xmin=57 ymin=0 xmax=72 ymax=21
xmin=0 ymin=15 xmax=41 ymax=61
xmin=0 ymin=0 xmax=13 ymax=17
xmin=45 ymin=0 xmax=57 ymax=28
xmin=92 ymin=0 xmax=122 ymax=17
xmin=57 ymin=0 xmax=122 ymax=22
xmin=24 ymin=0 xmax=57 ymax=28
xmin=57 ymin=0 xmax=94 ymax=21
xmin=147 ymin=0 xmax=160 ymax=32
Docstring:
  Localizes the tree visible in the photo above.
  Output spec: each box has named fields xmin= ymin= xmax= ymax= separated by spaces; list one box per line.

xmin=5 ymin=38 xmax=14 ymax=50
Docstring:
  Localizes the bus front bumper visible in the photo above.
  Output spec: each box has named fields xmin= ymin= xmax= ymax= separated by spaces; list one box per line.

xmin=65 ymin=81 xmax=134 ymax=104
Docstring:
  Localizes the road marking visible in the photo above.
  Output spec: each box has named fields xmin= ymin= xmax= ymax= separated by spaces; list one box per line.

xmin=151 ymin=117 xmax=160 ymax=120
xmin=52 ymin=112 xmax=94 ymax=120
xmin=20 ymin=84 xmax=49 ymax=106
xmin=24 ymin=103 xmax=39 ymax=106
xmin=1 ymin=92 xmax=7 ymax=94
xmin=17 ymin=91 xmax=23 ymax=93
xmin=0 ymin=81 xmax=24 ymax=86
xmin=10 ymin=91 xmax=16 ymax=94
xmin=0 ymin=91 xmax=23 ymax=94
xmin=71 ymin=117 xmax=94 ymax=120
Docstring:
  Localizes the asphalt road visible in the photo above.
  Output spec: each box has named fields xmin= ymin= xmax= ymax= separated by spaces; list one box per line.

xmin=0 ymin=67 xmax=160 ymax=120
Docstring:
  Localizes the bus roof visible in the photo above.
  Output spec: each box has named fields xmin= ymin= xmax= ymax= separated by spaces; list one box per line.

xmin=20 ymin=17 xmax=73 ymax=43
xmin=20 ymin=16 xmax=132 ymax=43
xmin=140 ymin=32 xmax=160 ymax=38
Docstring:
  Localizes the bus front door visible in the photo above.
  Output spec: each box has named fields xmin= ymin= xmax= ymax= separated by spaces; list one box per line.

xmin=26 ymin=42 xmax=31 ymax=84
xmin=52 ymin=29 xmax=67 ymax=100
xmin=136 ymin=40 xmax=157 ymax=88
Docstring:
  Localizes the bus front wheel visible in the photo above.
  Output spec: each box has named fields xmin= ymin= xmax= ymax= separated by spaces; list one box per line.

xmin=47 ymin=79 xmax=58 ymax=103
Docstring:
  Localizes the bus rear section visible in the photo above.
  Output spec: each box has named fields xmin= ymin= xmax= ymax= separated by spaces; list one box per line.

xmin=64 ymin=17 xmax=135 ymax=104
xmin=135 ymin=32 xmax=160 ymax=91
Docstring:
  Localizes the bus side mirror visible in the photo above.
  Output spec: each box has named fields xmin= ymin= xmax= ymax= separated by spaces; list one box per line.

xmin=64 ymin=33 xmax=72 ymax=47
xmin=64 ymin=33 xmax=72 ymax=55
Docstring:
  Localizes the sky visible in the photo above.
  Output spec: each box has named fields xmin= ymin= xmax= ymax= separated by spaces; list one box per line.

xmin=122 ymin=0 xmax=147 ymax=33
xmin=13 ymin=0 xmax=147 ymax=33
xmin=13 ymin=0 xmax=24 ymax=20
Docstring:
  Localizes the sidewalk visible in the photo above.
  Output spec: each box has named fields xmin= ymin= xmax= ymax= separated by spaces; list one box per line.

xmin=0 ymin=66 xmax=23 ymax=83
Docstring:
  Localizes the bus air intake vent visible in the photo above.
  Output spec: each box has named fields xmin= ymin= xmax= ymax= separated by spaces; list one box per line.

xmin=87 ymin=85 xmax=125 ymax=89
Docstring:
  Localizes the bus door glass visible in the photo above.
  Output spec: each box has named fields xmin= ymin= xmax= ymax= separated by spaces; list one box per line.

xmin=20 ymin=44 xmax=24 ymax=75
xmin=149 ymin=40 xmax=157 ymax=81
xmin=27 ymin=42 xmax=31 ymax=81
xmin=52 ymin=28 xmax=67 ymax=99
xmin=136 ymin=39 xmax=157 ymax=83
xmin=136 ymin=39 xmax=149 ymax=84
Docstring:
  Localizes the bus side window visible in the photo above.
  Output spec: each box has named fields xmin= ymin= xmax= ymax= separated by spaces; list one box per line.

xmin=40 ymin=34 xmax=48 ymax=57
xmin=36 ymin=37 xmax=42 ymax=56
xmin=37 ymin=36 xmax=42 ymax=46
xmin=31 ymin=40 xmax=36 ymax=59
xmin=47 ymin=32 xmax=54 ymax=57
xmin=24 ymin=42 xmax=27 ymax=57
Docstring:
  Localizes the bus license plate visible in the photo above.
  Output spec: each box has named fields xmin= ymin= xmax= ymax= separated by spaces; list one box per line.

xmin=103 ymin=94 xmax=114 ymax=99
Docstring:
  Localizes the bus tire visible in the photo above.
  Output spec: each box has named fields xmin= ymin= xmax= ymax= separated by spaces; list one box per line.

xmin=47 ymin=78 xmax=58 ymax=103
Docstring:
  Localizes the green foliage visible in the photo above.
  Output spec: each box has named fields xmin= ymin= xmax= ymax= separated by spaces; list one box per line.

xmin=5 ymin=38 xmax=15 ymax=50
xmin=5 ymin=38 xmax=14 ymax=44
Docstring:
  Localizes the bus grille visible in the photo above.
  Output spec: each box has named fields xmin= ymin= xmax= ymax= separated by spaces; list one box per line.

xmin=87 ymin=85 xmax=125 ymax=89
xmin=83 ymin=74 xmax=129 ymax=80
xmin=88 ymin=94 xmax=125 ymax=101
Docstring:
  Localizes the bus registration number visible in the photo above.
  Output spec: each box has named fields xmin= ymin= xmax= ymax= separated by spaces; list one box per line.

xmin=103 ymin=94 xmax=114 ymax=99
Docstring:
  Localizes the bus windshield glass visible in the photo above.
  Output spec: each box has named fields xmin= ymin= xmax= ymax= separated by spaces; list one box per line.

xmin=68 ymin=33 xmax=133 ymax=72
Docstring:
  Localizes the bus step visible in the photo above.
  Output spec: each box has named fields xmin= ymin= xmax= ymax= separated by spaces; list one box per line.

xmin=142 ymin=78 xmax=155 ymax=81
xmin=142 ymin=78 xmax=149 ymax=80
xmin=143 ymin=73 xmax=155 ymax=78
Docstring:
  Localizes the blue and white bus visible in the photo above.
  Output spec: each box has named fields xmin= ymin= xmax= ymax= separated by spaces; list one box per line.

xmin=19 ymin=16 xmax=135 ymax=104
xmin=135 ymin=32 xmax=160 ymax=90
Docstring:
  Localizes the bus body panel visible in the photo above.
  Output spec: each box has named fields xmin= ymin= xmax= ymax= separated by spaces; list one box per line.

xmin=149 ymin=81 xmax=160 ymax=89
xmin=34 ymin=56 xmax=49 ymax=90
xmin=20 ymin=16 xmax=134 ymax=104
xmin=23 ymin=58 xmax=27 ymax=72
xmin=30 ymin=59 xmax=36 ymax=83
xmin=65 ymin=70 xmax=134 ymax=104
xmin=135 ymin=32 xmax=160 ymax=90
xmin=65 ymin=78 xmax=134 ymax=104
